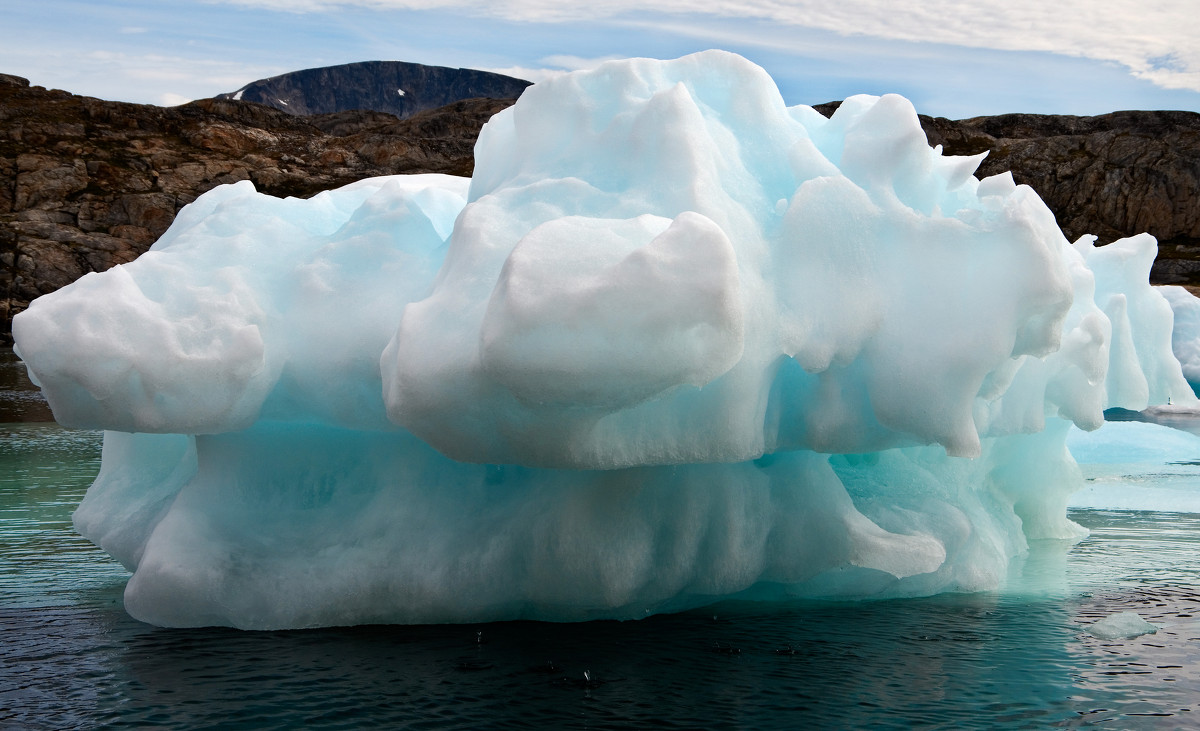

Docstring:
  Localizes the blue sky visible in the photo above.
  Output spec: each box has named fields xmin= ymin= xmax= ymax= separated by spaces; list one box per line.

xmin=3 ymin=0 xmax=1199 ymax=119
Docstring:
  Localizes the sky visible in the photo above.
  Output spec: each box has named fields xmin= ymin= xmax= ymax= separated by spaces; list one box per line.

xmin=2 ymin=0 xmax=1199 ymax=119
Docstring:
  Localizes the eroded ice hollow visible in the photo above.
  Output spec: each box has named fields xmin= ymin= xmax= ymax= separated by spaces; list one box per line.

xmin=13 ymin=51 xmax=1198 ymax=629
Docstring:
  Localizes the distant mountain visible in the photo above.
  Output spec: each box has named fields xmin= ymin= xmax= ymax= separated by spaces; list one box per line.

xmin=216 ymin=61 xmax=532 ymax=118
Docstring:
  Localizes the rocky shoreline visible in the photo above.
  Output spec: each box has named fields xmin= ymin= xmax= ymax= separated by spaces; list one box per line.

xmin=4 ymin=73 xmax=1199 ymax=342
xmin=1 ymin=73 xmax=514 ymax=341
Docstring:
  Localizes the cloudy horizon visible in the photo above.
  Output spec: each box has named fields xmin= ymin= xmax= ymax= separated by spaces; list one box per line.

xmin=4 ymin=0 xmax=1199 ymax=119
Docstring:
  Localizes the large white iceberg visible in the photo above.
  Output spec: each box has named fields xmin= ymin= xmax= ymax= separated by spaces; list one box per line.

xmin=12 ymin=51 xmax=1196 ymax=629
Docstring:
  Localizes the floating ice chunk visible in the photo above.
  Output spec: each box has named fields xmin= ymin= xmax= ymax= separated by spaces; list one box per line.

xmin=1087 ymin=611 xmax=1158 ymax=640
xmin=1159 ymin=285 xmax=1200 ymax=395
xmin=10 ymin=51 xmax=1197 ymax=629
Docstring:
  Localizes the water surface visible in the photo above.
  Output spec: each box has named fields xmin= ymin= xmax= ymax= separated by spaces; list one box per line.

xmin=4 ymin=417 xmax=1200 ymax=729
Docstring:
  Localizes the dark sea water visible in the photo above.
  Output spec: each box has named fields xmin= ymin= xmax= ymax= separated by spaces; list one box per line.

xmin=4 ymin=349 xmax=1200 ymax=729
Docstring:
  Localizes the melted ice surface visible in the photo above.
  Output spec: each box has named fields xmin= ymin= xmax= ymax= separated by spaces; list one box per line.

xmin=12 ymin=51 xmax=1197 ymax=629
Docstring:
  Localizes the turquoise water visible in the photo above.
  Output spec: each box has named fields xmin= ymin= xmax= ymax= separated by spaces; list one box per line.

xmin=4 ymin=351 xmax=1200 ymax=728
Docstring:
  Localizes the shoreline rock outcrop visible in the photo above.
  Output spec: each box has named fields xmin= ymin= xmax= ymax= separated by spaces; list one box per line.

xmin=4 ymin=75 xmax=1199 ymax=343
xmin=1 ymin=74 xmax=516 ymax=341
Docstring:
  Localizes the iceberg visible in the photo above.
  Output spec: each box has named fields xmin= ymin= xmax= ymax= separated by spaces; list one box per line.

xmin=12 ymin=51 xmax=1196 ymax=629
xmin=1086 ymin=611 xmax=1158 ymax=640
xmin=1161 ymin=284 xmax=1200 ymax=395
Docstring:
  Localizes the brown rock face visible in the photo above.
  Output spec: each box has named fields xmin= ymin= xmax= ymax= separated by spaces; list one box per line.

xmin=918 ymin=110 xmax=1200 ymax=282
xmin=813 ymin=101 xmax=1200 ymax=287
xmin=1 ymin=80 xmax=517 ymax=341
xmin=5 ymin=81 xmax=1199 ymax=343
xmin=216 ymin=60 xmax=531 ymax=120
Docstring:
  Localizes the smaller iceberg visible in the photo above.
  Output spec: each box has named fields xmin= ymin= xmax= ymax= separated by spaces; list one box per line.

xmin=1161 ymin=285 xmax=1200 ymax=396
xmin=1086 ymin=612 xmax=1158 ymax=640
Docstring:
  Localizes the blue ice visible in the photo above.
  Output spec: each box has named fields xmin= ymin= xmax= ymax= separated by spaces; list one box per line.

xmin=12 ymin=51 xmax=1198 ymax=628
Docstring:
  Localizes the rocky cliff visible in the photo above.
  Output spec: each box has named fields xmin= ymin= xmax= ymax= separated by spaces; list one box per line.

xmin=4 ymin=75 xmax=1199 ymax=343
xmin=922 ymin=110 xmax=1200 ymax=284
xmin=1 ymin=72 xmax=515 ymax=341
xmin=216 ymin=61 xmax=531 ymax=119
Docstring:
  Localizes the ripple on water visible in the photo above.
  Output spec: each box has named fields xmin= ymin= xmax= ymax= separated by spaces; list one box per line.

xmin=3 ymin=589 xmax=1193 ymax=730
xmin=0 ymin=423 xmax=118 ymax=609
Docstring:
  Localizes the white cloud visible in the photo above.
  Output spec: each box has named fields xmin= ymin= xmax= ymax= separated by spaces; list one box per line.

xmin=160 ymin=92 xmax=194 ymax=106
xmin=482 ymin=55 xmax=626 ymax=84
xmin=479 ymin=65 xmax=563 ymax=84
xmin=83 ymin=50 xmax=281 ymax=90
xmin=209 ymin=0 xmax=1200 ymax=93
xmin=539 ymin=54 xmax=625 ymax=71
xmin=4 ymin=46 xmax=285 ymax=105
